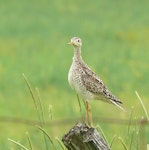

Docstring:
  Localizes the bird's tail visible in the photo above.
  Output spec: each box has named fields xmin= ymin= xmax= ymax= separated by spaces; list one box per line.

xmin=110 ymin=99 xmax=127 ymax=112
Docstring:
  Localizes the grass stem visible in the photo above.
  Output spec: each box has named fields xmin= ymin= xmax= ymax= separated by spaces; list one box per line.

xmin=135 ymin=91 xmax=149 ymax=121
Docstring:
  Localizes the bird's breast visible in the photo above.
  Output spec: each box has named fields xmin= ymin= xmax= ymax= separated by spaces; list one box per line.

xmin=68 ymin=63 xmax=82 ymax=90
xmin=68 ymin=62 xmax=94 ymax=100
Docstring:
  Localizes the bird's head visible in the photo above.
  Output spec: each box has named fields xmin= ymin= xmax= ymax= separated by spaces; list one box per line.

xmin=68 ymin=37 xmax=82 ymax=48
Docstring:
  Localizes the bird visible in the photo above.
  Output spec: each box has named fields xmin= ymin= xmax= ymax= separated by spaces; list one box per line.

xmin=68 ymin=37 xmax=126 ymax=126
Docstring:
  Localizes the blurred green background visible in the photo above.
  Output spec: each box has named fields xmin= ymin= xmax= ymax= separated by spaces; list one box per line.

xmin=0 ymin=0 xmax=149 ymax=149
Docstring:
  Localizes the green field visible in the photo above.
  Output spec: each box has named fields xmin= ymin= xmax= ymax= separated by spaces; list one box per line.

xmin=0 ymin=0 xmax=149 ymax=149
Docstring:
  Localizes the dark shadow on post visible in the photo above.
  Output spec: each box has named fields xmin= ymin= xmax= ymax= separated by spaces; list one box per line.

xmin=62 ymin=122 xmax=110 ymax=150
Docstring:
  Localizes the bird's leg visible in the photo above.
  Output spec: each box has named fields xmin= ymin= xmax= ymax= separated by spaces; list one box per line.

xmin=86 ymin=101 xmax=94 ymax=127
xmin=76 ymin=94 xmax=84 ymax=122
xmin=85 ymin=101 xmax=89 ymax=124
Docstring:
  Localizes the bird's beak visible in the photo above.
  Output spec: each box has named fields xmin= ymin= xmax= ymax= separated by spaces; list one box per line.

xmin=67 ymin=41 xmax=72 ymax=45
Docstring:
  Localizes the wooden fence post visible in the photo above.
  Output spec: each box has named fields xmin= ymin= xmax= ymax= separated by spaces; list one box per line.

xmin=62 ymin=122 xmax=110 ymax=150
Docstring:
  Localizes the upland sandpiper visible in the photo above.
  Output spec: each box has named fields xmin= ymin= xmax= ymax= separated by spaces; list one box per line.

xmin=68 ymin=37 xmax=125 ymax=126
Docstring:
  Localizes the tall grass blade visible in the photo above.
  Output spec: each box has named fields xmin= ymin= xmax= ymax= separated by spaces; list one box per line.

xmin=134 ymin=116 xmax=144 ymax=150
xmin=110 ymin=134 xmax=117 ymax=148
xmin=55 ymin=137 xmax=66 ymax=150
xmin=135 ymin=91 xmax=149 ymax=121
xmin=8 ymin=138 xmax=29 ymax=150
xmin=118 ymin=137 xmax=128 ymax=150
xmin=23 ymin=74 xmax=48 ymax=150
xmin=76 ymin=94 xmax=84 ymax=122
xmin=26 ymin=132 xmax=33 ymax=150
xmin=135 ymin=128 xmax=139 ymax=150
xmin=127 ymin=106 xmax=134 ymax=135
xmin=135 ymin=116 xmax=143 ymax=138
xmin=36 ymin=88 xmax=45 ymax=125
xmin=49 ymin=105 xmax=53 ymax=121
xmin=36 ymin=125 xmax=57 ymax=150
xmin=129 ymin=129 xmax=134 ymax=150
xmin=96 ymin=125 xmax=110 ymax=148
xmin=36 ymin=88 xmax=50 ymax=150
xmin=22 ymin=74 xmax=41 ymax=123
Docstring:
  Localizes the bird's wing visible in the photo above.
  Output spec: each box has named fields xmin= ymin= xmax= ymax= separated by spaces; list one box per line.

xmin=81 ymin=63 xmax=123 ymax=104
xmin=81 ymin=68 xmax=126 ymax=111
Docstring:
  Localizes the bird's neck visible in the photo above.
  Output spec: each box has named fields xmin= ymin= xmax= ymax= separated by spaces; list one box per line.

xmin=73 ymin=47 xmax=82 ymax=62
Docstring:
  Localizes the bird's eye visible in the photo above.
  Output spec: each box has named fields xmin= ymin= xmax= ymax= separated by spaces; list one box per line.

xmin=77 ymin=39 xmax=80 ymax=42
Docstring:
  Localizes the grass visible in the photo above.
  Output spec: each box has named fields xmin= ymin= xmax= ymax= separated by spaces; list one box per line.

xmin=0 ymin=0 xmax=149 ymax=149
xmin=135 ymin=91 xmax=149 ymax=121
xmin=8 ymin=84 xmax=149 ymax=149
xmin=7 ymin=75 xmax=146 ymax=149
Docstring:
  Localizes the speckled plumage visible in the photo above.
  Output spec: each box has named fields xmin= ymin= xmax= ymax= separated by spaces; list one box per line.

xmin=68 ymin=37 xmax=125 ymax=111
